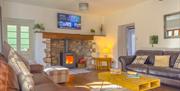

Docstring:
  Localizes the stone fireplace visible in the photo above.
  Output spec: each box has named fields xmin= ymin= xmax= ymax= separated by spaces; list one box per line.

xmin=42 ymin=32 xmax=96 ymax=68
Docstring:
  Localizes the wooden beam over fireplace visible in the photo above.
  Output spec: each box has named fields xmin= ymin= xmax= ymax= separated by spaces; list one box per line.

xmin=42 ymin=32 xmax=94 ymax=40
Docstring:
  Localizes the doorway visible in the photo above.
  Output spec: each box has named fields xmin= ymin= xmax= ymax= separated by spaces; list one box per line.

xmin=118 ymin=24 xmax=136 ymax=56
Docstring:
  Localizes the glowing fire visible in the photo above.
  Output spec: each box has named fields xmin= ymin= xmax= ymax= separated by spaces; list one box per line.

xmin=66 ymin=55 xmax=74 ymax=64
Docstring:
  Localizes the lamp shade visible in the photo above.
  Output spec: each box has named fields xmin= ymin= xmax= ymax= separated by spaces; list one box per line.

xmin=102 ymin=48 xmax=111 ymax=54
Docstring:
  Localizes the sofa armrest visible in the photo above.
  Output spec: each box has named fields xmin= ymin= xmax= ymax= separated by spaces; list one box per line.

xmin=119 ymin=56 xmax=135 ymax=71
xmin=30 ymin=64 xmax=44 ymax=73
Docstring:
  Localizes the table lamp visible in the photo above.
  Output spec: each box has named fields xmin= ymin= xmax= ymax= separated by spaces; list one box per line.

xmin=102 ymin=48 xmax=111 ymax=58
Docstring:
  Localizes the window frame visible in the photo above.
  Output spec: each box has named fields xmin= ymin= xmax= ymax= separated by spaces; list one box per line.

xmin=164 ymin=12 xmax=180 ymax=39
xmin=4 ymin=18 xmax=34 ymax=59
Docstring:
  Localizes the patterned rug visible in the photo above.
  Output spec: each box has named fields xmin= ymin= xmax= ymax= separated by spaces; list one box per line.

xmin=69 ymin=68 xmax=91 ymax=75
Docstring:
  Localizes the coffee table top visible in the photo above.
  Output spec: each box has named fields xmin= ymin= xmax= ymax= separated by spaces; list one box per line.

xmin=98 ymin=72 xmax=160 ymax=91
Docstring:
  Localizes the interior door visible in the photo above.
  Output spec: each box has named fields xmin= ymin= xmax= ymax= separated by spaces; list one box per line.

xmin=4 ymin=18 xmax=34 ymax=60
xmin=118 ymin=24 xmax=136 ymax=56
xmin=127 ymin=26 xmax=135 ymax=56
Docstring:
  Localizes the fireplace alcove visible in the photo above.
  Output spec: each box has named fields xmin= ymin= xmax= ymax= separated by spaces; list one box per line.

xmin=43 ymin=32 xmax=96 ymax=68
xmin=60 ymin=39 xmax=76 ymax=68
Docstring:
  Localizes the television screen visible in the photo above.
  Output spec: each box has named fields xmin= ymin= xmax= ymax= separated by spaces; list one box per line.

xmin=57 ymin=13 xmax=81 ymax=30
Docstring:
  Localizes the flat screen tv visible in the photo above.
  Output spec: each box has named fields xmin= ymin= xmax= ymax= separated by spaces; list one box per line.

xmin=57 ymin=13 xmax=81 ymax=30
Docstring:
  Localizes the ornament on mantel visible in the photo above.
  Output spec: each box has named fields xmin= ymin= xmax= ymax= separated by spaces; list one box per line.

xmin=90 ymin=29 xmax=96 ymax=35
xmin=33 ymin=23 xmax=45 ymax=33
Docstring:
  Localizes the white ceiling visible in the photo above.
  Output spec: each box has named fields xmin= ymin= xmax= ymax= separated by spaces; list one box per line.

xmin=6 ymin=0 xmax=146 ymax=15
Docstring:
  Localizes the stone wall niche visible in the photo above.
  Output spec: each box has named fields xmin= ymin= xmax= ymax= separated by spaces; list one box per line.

xmin=43 ymin=39 xmax=96 ymax=66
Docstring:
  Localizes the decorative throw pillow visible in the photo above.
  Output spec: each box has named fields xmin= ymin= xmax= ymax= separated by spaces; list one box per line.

xmin=3 ymin=42 xmax=30 ymax=70
xmin=17 ymin=53 xmax=30 ymax=70
xmin=132 ymin=56 xmax=148 ymax=64
xmin=8 ymin=48 xmax=30 ymax=75
xmin=154 ymin=55 xmax=170 ymax=67
xmin=174 ymin=55 xmax=180 ymax=68
xmin=18 ymin=73 xmax=34 ymax=91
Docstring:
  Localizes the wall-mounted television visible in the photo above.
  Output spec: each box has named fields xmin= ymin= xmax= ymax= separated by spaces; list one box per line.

xmin=57 ymin=13 xmax=81 ymax=30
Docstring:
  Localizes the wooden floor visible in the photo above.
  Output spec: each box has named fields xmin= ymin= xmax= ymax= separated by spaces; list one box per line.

xmin=60 ymin=70 xmax=180 ymax=91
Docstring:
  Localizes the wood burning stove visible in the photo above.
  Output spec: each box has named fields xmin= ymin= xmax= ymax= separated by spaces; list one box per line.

xmin=60 ymin=40 xmax=76 ymax=68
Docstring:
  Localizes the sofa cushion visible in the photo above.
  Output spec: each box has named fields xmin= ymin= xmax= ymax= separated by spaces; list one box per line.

xmin=136 ymin=50 xmax=163 ymax=65
xmin=2 ymin=41 xmax=12 ymax=62
xmin=163 ymin=51 xmax=180 ymax=67
xmin=174 ymin=55 xmax=180 ymax=69
xmin=154 ymin=55 xmax=170 ymax=67
xmin=30 ymin=64 xmax=44 ymax=73
xmin=3 ymin=42 xmax=31 ymax=70
xmin=18 ymin=73 xmax=35 ymax=91
xmin=0 ymin=58 xmax=19 ymax=91
xmin=132 ymin=56 xmax=148 ymax=64
xmin=34 ymin=83 xmax=61 ymax=91
xmin=17 ymin=53 xmax=30 ymax=70
xmin=149 ymin=66 xmax=180 ymax=80
xmin=8 ymin=48 xmax=30 ymax=75
xmin=33 ymin=73 xmax=54 ymax=85
xmin=126 ymin=64 xmax=148 ymax=73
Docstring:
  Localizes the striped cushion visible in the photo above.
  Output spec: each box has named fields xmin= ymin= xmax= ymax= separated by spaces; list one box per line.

xmin=174 ymin=55 xmax=180 ymax=68
xmin=132 ymin=56 xmax=148 ymax=64
xmin=18 ymin=73 xmax=34 ymax=91
xmin=8 ymin=48 xmax=30 ymax=75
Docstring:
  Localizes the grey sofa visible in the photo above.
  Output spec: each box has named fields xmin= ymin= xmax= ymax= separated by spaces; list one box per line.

xmin=119 ymin=50 xmax=180 ymax=88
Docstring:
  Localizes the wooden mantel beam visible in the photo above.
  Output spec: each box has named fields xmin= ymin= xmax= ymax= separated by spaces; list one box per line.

xmin=42 ymin=32 xmax=94 ymax=40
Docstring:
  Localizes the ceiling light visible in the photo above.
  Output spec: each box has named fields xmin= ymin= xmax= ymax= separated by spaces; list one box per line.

xmin=79 ymin=3 xmax=89 ymax=11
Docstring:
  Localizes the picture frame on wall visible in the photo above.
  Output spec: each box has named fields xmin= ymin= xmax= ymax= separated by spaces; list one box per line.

xmin=164 ymin=12 xmax=180 ymax=38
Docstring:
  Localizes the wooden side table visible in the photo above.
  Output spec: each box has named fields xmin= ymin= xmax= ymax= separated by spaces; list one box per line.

xmin=94 ymin=58 xmax=112 ymax=70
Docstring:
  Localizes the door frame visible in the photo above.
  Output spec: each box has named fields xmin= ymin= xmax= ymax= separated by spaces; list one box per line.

xmin=117 ymin=23 xmax=136 ymax=57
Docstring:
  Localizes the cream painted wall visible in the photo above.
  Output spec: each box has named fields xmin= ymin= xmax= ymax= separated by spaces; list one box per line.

xmin=4 ymin=1 xmax=103 ymax=34
xmin=95 ymin=0 xmax=180 ymax=65
xmin=3 ymin=1 xmax=103 ymax=62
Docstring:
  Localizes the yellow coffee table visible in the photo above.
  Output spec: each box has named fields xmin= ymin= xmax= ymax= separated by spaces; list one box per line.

xmin=98 ymin=72 xmax=160 ymax=91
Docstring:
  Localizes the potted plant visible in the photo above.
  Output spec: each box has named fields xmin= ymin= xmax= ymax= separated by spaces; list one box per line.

xmin=90 ymin=29 xmax=96 ymax=35
xmin=150 ymin=35 xmax=158 ymax=47
xmin=33 ymin=23 xmax=45 ymax=33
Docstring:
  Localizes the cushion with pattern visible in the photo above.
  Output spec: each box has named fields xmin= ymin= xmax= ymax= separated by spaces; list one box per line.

xmin=132 ymin=56 xmax=148 ymax=64
xmin=174 ymin=55 xmax=180 ymax=68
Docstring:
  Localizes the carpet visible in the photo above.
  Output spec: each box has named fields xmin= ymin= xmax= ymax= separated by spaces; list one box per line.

xmin=69 ymin=68 xmax=91 ymax=75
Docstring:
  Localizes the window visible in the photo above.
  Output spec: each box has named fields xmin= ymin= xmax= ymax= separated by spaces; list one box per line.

xmin=164 ymin=12 xmax=180 ymax=38
xmin=7 ymin=25 xmax=30 ymax=52
xmin=7 ymin=25 xmax=17 ymax=49
xmin=20 ymin=26 xmax=30 ymax=51
xmin=5 ymin=18 xmax=34 ymax=60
